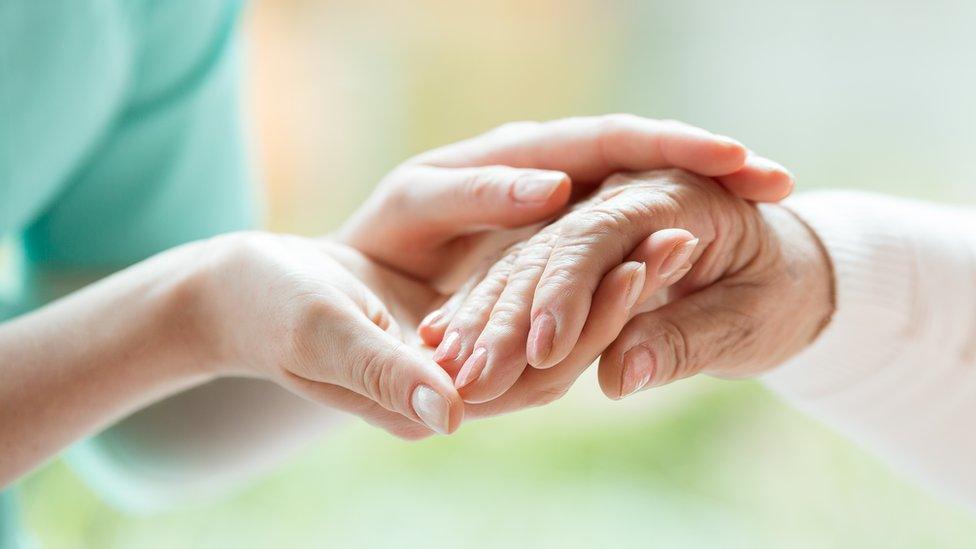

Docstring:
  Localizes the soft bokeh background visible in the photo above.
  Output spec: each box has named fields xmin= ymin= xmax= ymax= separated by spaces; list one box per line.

xmin=19 ymin=0 xmax=976 ymax=547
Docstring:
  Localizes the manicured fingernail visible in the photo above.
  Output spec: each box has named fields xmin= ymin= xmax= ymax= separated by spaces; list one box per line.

xmin=420 ymin=309 xmax=444 ymax=330
xmin=660 ymin=238 xmax=699 ymax=280
xmin=432 ymin=331 xmax=461 ymax=363
xmin=511 ymin=172 xmax=565 ymax=203
xmin=663 ymin=263 xmax=693 ymax=285
xmin=527 ymin=311 xmax=555 ymax=366
xmin=455 ymin=347 xmax=487 ymax=389
xmin=623 ymin=262 xmax=647 ymax=309
xmin=620 ymin=345 xmax=654 ymax=398
xmin=411 ymin=385 xmax=450 ymax=435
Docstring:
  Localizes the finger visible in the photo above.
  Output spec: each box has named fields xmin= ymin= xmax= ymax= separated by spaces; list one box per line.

xmin=452 ymin=229 xmax=562 ymax=403
xmin=418 ymin=273 xmax=479 ymax=348
xmin=431 ymin=248 xmax=520 ymax=377
xmin=376 ymin=165 xmax=571 ymax=237
xmin=716 ymin=153 xmax=795 ymax=202
xmin=526 ymin=187 xmax=703 ymax=369
xmin=598 ymin=279 xmax=764 ymax=400
xmin=464 ymin=231 xmax=698 ymax=419
xmin=279 ymin=377 xmax=434 ymax=441
xmin=418 ymin=246 xmax=510 ymax=346
xmin=298 ymin=302 xmax=465 ymax=434
xmin=412 ymin=115 xmax=748 ymax=186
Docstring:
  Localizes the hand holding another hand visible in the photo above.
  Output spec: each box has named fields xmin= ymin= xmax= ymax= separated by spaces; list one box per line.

xmin=424 ymin=169 xmax=833 ymax=421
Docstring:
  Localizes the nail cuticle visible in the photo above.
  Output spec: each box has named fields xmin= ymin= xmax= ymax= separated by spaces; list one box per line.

xmin=659 ymin=238 xmax=699 ymax=280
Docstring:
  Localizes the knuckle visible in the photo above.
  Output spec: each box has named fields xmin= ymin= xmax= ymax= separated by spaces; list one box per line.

xmin=486 ymin=301 xmax=526 ymax=331
xmin=459 ymin=168 xmax=505 ymax=203
xmin=358 ymin=349 xmax=398 ymax=408
xmin=655 ymin=320 xmax=693 ymax=383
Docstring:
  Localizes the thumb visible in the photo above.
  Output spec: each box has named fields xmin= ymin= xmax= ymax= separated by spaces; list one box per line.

xmin=598 ymin=279 xmax=765 ymax=399
xmin=341 ymin=317 xmax=464 ymax=434
xmin=290 ymin=293 xmax=465 ymax=435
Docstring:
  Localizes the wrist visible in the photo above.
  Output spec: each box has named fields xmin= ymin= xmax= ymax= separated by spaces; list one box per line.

xmin=143 ymin=240 xmax=229 ymax=380
xmin=760 ymin=203 xmax=836 ymax=362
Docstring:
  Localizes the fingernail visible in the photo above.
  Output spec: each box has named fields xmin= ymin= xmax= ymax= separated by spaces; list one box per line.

xmin=420 ymin=309 xmax=444 ymax=330
xmin=455 ymin=347 xmax=487 ymax=389
xmin=663 ymin=262 xmax=693 ymax=285
xmin=527 ymin=311 xmax=555 ymax=366
xmin=660 ymin=238 xmax=699 ymax=280
xmin=411 ymin=385 xmax=450 ymax=435
xmin=432 ymin=331 xmax=461 ymax=363
xmin=620 ymin=345 xmax=654 ymax=398
xmin=511 ymin=172 xmax=565 ymax=203
xmin=623 ymin=262 xmax=647 ymax=309
xmin=752 ymin=155 xmax=794 ymax=179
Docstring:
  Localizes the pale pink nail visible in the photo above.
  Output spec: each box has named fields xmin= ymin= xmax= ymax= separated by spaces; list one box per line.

xmin=433 ymin=331 xmax=461 ymax=363
xmin=620 ymin=345 xmax=654 ymax=398
xmin=659 ymin=238 xmax=699 ymax=280
xmin=624 ymin=262 xmax=647 ymax=309
xmin=455 ymin=347 xmax=487 ymax=389
xmin=420 ymin=309 xmax=445 ymax=330
xmin=527 ymin=311 xmax=555 ymax=366
xmin=511 ymin=172 xmax=565 ymax=203
xmin=411 ymin=385 xmax=450 ymax=435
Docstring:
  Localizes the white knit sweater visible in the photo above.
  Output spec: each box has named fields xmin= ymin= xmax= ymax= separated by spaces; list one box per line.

xmin=766 ymin=191 xmax=976 ymax=508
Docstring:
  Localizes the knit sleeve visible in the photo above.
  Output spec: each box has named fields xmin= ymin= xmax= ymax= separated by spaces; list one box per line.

xmin=763 ymin=190 xmax=976 ymax=507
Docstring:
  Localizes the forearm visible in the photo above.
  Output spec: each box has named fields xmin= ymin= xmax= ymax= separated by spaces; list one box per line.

xmin=0 ymin=245 xmax=210 ymax=487
xmin=763 ymin=191 xmax=976 ymax=506
xmin=72 ymin=378 xmax=345 ymax=510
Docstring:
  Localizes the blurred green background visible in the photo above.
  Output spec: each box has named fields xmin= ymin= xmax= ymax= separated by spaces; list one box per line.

xmin=17 ymin=0 xmax=976 ymax=547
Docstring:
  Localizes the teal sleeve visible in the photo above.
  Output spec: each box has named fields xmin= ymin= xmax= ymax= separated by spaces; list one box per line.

xmin=23 ymin=1 xmax=259 ymax=269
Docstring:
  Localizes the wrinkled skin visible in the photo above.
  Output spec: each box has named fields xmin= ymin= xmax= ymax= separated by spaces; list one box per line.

xmin=423 ymin=169 xmax=833 ymax=416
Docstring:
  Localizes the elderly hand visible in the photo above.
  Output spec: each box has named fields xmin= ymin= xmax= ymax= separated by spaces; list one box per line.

xmin=426 ymin=169 xmax=832 ymax=415
xmin=340 ymin=114 xmax=793 ymax=292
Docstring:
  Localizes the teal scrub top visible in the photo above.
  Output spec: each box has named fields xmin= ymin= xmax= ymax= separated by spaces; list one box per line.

xmin=0 ymin=0 xmax=259 ymax=545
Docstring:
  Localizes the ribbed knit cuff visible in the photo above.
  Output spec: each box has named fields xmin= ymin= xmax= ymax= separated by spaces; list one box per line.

xmin=761 ymin=191 xmax=918 ymax=400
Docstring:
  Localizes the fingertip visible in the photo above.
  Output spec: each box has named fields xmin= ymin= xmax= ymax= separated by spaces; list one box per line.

xmin=526 ymin=311 xmax=556 ymax=368
xmin=674 ymin=131 xmax=749 ymax=176
xmin=718 ymin=155 xmax=795 ymax=202
xmin=418 ymin=310 xmax=447 ymax=347
xmin=510 ymin=170 xmax=572 ymax=208
xmin=597 ymin=351 xmax=626 ymax=400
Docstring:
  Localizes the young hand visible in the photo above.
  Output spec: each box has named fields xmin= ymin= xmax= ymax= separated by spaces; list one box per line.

xmin=183 ymin=232 xmax=458 ymax=438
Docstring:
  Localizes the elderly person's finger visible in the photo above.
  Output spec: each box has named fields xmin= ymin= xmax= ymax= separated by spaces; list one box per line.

xmin=460 ymin=233 xmax=689 ymax=417
xmin=597 ymin=279 xmax=766 ymax=398
xmin=452 ymin=227 xmax=697 ymax=404
xmin=429 ymin=247 xmax=522 ymax=377
xmin=525 ymin=179 xmax=712 ymax=370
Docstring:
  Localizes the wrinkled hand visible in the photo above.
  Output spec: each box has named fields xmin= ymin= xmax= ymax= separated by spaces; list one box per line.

xmin=341 ymin=114 xmax=793 ymax=292
xmin=424 ymin=169 xmax=832 ymax=417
